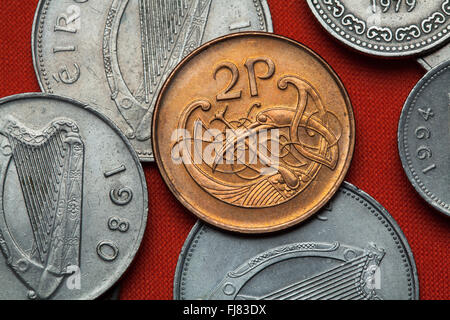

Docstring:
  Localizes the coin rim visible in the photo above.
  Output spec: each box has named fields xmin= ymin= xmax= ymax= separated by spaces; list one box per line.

xmin=153 ymin=31 xmax=355 ymax=234
xmin=173 ymin=182 xmax=420 ymax=300
xmin=0 ymin=92 xmax=148 ymax=300
xmin=398 ymin=60 xmax=450 ymax=217
xmin=30 ymin=0 xmax=274 ymax=163
xmin=306 ymin=0 xmax=450 ymax=58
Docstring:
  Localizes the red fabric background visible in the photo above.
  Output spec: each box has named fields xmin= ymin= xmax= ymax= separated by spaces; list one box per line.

xmin=0 ymin=0 xmax=448 ymax=300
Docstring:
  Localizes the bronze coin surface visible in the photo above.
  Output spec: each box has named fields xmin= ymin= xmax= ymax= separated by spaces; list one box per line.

xmin=153 ymin=32 xmax=355 ymax=233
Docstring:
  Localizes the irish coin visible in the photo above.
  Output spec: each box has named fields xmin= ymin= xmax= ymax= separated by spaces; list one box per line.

xmin=153 ymin=32 xmax=355 ymax=233
xmin=307 ymin=0 xmax=450 ymax=57
xmin=174 ymin=182 xmax=419 ymax=300
xmin=398 ymin=61 xmax=450 ymax=217
xmin=32 ymin=0 xmax=273 ymax=162
xmin=0 ymin=93 xmax=148 ymax=299
xmin=418 ymin=42 xmax=450 ymax=70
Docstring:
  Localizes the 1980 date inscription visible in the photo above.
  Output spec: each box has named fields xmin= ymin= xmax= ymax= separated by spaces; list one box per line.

xmin=97 ymin=164 xmax=133 ymax=262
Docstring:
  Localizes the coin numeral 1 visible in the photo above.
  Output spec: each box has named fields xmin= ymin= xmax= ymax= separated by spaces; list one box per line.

xmin=422 ymin=164 xmax=436 ymax=174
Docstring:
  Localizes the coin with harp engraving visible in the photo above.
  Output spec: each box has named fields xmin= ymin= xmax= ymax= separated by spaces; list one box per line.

xmin=307 ymin=0 xmax=450 ymax=57
xmin=174 ymin=182 xmax=419 ymax=300
xmin=32 ymin=0 xmax=273 ymax=162
xmin=398 ymin=60 xmax=450 ymax=217
xmin=0 ymin=93 xmax=147 ymax=300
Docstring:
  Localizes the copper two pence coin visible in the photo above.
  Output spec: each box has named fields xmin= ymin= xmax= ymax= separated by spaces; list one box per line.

xmin=153 ymin=32 xmax=355 ymax=233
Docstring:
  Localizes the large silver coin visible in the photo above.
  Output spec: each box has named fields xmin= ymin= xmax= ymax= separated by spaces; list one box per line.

xmin=0 ymin=93 xmax=148 ymax=299
xmin=398 ymin=61 xmax=450 ymax=217
xmin=174 ymin=182 xmax=419 ymax=300
xmin=307 ymin=0 xmax=450 ymax=57
xmin=32 ymin=0 xmax=273 ymax=162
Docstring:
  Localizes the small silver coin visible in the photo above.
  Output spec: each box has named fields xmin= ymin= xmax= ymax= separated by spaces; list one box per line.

xmin=174 ymin=182 xmax=419 ymax=300
xmin=32 ymin=0 xmax=273 ymax=162
xmin=0 ymin=93 xmax=148 ymax=299
xmin=307 ymin=0 xmax=450 ymax=57
xmin=398 ymin=61 xmax=450 ymax=217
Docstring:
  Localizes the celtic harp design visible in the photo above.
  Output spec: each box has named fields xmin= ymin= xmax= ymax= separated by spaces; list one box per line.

xmin=207 ymin=242 xmax=386 ymax=300
xmin=103 ymin=0 xmax=213 ymax=141
xmin=174 ymin=75 xmax=341 ymax=208
xmin=0 ymin=117 xmax=84 ymax=299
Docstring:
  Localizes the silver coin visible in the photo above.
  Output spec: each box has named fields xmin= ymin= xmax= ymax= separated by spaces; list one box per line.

xmin=32 ymin=0 xmax=273 ymax=162
xmin=174 ymin=182 xmax=419 ymax=300
xmin=398 ymin=61 xmax=450 ymax=217
xmin=307 ymin=0 xmax=450 ymax=57
xmin=418 ymin=42 xmax=450 ymax=70
xmin=0 ymin=93 xmax=148 ymax=299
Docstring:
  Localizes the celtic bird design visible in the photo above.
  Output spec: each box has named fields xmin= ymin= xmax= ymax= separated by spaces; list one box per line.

xmin=173 ymin=75 xmax=341 ymax=208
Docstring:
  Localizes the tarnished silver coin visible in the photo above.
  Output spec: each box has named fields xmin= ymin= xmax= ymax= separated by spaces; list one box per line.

xmin=0 ymin=93 xmax=148 ymax=299
xmin=32 ymin=0 xmax=273 ymax=162
xmin=418 ymin=42 xmax=450 ymax=70
xmin=174 ymin=182 xmax=419 ymax=300
xmin=99 ymin=284 xmax=122 ymax=300
xmin=398 ymin=61 xmax=450 ymax=217
xmin=307 ymin=0 xmax=450 ymax=57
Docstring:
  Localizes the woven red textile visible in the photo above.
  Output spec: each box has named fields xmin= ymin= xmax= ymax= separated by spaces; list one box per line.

xmin=0 ymin=0 xmax=448 ymax=300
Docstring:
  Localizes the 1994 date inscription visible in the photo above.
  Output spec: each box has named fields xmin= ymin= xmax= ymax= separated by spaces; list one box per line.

xmin=414 ymin=106 xmax=437 ymax=175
